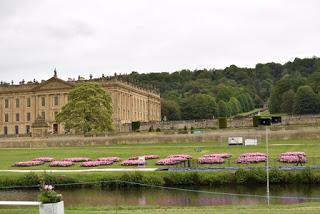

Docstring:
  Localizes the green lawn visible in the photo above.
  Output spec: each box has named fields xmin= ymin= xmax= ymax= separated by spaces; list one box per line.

xmin=1 ymin=138 xmax=320 ymax=170
xmin=1 ymin=203 xmax=320 ymax=214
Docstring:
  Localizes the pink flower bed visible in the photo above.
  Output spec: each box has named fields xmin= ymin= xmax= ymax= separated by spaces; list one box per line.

xmin=155 ymin=154 xmax=192 ymax=165
xmin=97 ymin=157 xmax=121 ymax=162
xmin=167 ymin=154 xmax=192 ymax=159
xmin=14 ymin=161 xmax=44 ymax=167
xmin=128 ymin=155 xmax=160 ymax=160
xmin=156 ymin=157 xmax=189 ymax=165
xmin=33 ymin=157 xmax=55 ymax=162
xmin=121 ymin=159 xmax=145 ymax=166
xmin=63 ymin=157 xmax=91 ymax=162
xmin=237 ymin=152 xmax=267 ymax=164
xmin=198 ymin=156 xmax=225 ymax=164
xmin=279 ymin=152 xmax=307 ymax=163
xmin=49 ymin=161 xmax=74 ymax=167
xmin=80 ymin=160 xmax=113 ymax=167
xmin=203 ymin=153 xmax=232 ymax=158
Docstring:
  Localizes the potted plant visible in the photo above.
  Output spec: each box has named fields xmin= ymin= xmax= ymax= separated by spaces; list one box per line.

xmin=39 ymin=183 xmax=64 ymax=214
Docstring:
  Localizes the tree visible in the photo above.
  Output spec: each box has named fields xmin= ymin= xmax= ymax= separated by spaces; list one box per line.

xmin=180 ymin=94 xmax=217 ymax=119
xmin=217 ymin=100 xmax=229 ymax=117
xmin=236 ymin=94 xmax=253 ymax=112
xmin=228 ymin=97 xmax=242 ymax=115
xmin=280 ymin=90 xmax=295 ymax=114
xmin=161 ymin=99 xmax=181 ymax=121
xmin=216 ymin=86 xmax=234 ymax=102
xmin=293 ymin=85 xmax=320 ymax=114
xmin=56 ymin=83 xmax=113 ymax=135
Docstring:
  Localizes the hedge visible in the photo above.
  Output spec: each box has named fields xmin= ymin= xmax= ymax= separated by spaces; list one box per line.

xmin=219 ymin=117 xmax=228 ymax=129
xmin=1 ymin=168 xmax=320 ymax=189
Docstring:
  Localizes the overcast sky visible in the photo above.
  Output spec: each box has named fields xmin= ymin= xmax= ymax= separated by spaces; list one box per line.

xmin=1 ymin=0 xmax=319 ymax=83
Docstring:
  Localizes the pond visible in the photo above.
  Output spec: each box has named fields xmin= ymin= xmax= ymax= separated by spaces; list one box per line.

xmin=0 ymin=185 xmax=319 ymax=207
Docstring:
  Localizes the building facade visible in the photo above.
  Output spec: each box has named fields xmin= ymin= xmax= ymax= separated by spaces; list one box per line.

xmin=0 ymin=72 xmax=161 ymax=136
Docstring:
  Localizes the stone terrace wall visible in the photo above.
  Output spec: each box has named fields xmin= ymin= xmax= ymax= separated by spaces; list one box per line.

xmin=1 ymin=127 xmax=320 ymax=148
xmin=120 ymin=114 xmax=320 ymax=132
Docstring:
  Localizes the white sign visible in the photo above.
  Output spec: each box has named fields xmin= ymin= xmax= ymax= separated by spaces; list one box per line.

xmin=244 ymin=138 xmax=258 ymax=146
xmin=228 ymin=137 xmax=243 ymax=145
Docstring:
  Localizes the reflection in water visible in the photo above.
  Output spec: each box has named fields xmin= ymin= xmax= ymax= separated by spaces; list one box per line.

xmin=0 ymin=185 xmax=319 ymax=207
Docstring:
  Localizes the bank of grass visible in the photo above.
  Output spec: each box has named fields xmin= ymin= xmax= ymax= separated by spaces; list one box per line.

xmin=1 ymin=138 xmax=320 ymax=170
xmin=1 ymin=168 xmax=320 ymax=188
xmin=1 ymin=203 xmax=320 ymax=214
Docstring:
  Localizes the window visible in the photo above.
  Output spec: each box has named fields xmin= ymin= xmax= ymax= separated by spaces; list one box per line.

xmin=41 ymin=111 xmax=46 ymax=120
xmin=54 ymin=96 xmax=59 ymax=106
xmin=27 ymin=112 xmax=31 ymax=121
xmin=41 ymin=97 xmax=46 ymax=106
xmin=26 ymin=125 xmax=30 ymax=134
xmin=16 ymin=113 xmax=20 ymax=122
xmin=4 ymin=114 xmax=9 ymax=122
xmin=16 ymin=98 xmax=20 ymax=108
xmin=4 ymin=126 xmax=8 ymax=135
xmin=27 ymin=98 xmax=31 ymax=107
xmin=5 ymin=99 xmax=9 ymax=108
xmin=15 ymin=125 xmax=19 ymax=135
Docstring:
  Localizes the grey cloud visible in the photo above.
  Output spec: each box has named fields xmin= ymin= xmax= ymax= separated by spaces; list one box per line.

xmin=44 ymin=20 xmax=94 ymax=39
xmin=0 ymin=0 xmax=319 ymax=83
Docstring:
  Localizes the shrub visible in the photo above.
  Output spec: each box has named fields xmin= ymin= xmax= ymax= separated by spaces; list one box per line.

xmin=253 ymin=115 xmax=260 ymax=127
xmin=269 ymin=168 xmax=286 ymax=184
xmin=218 ymin=117 xmax=227 ymax=129
xmin=148 ymin=126 xmax=154 ymax=132
xmin=298 ymin=167 xmax=315 ymax=184
xmin=17 ymin=173 xmax=40 ymax=186
xmin=156 ymin=128 xmax=161 ymax=132
xmin=38 ymin=184 xmax=62 ymax=204
xmin=235 ymin=168 xmax=248 ymax=184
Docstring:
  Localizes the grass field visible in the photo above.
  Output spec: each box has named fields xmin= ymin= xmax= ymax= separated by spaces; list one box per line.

xmin=1 ymin=203 xmax=320 ymax=214
xmin=1 ymin=138 xmax=320 ymax=170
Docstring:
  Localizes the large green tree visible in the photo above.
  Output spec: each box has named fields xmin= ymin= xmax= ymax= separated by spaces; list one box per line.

xmin=293 ymin=86 xmax=320 ymax=115
xmin=180 ymin=94 xmax=217 ymax=119
xmin=280 ymin=89 xmax=295 ymax=114
xmin=217 ymin=100 xmax=229 ymax=117
xmin=56 ymin=83 xmax=113 ymax=134
xmin=228 ymin=97 xmax=242 ymax=116
xmin=161 ymin=99 xmax=181 ymax=121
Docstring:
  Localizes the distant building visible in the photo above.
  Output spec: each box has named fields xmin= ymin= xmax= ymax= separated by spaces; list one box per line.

xmin=0 ymin=71 xmax=161 ymax=136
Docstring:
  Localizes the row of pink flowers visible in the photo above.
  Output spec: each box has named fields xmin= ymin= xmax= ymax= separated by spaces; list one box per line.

xmin=128 ymin=155 xmax=160 ymax=160
xmin=279 ymin=152 xmax=307 ymax=163
xmin=156 ymin=154 xmax=192 ymax=165
xmin=32 ymin=157 xmax=55 ymax=162
xmin=198 ymin=156 xmax=225 ymax=164
xmin=63 ymin=157 xmax=91 ymax=162
xmin=96 ymin=157 xmax=121 ymax=162
xmin=121 ymin=159 xmax=145 ymax=166
xmin=14 ymin=161 xmax=44 ymax=167
xmin=237 ymin=153 xmax=267 ymax=164
xmin=202 ymin=153 xmax=232 ymax=158
xmin=80 ymin=160 xmax=114 ymax=167
xmin=49 ymin=161 xmax=74 ymax=167
xmin=167 ymin=154 xmax=192 ymax=159
xmin=279 ymin=152 xmax=306 ymax=157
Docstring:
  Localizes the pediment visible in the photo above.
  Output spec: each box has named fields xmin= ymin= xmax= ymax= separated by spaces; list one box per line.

xmin=32 ymin=77 xmax=74 ymax=91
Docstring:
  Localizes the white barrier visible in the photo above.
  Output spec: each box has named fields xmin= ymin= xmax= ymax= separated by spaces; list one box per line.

xmin=0 ymin=201 xmax=64 ymax=214
xmin=0 ymin=201 xmax=41 ymax=206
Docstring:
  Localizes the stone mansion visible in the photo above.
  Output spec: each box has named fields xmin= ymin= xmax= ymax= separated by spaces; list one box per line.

xmin=0 ymin=71 xmax=161 ymax=136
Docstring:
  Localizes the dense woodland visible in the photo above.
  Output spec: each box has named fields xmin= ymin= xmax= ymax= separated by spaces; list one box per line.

xmin=117 ymin=57 xmax=320 ymax=120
